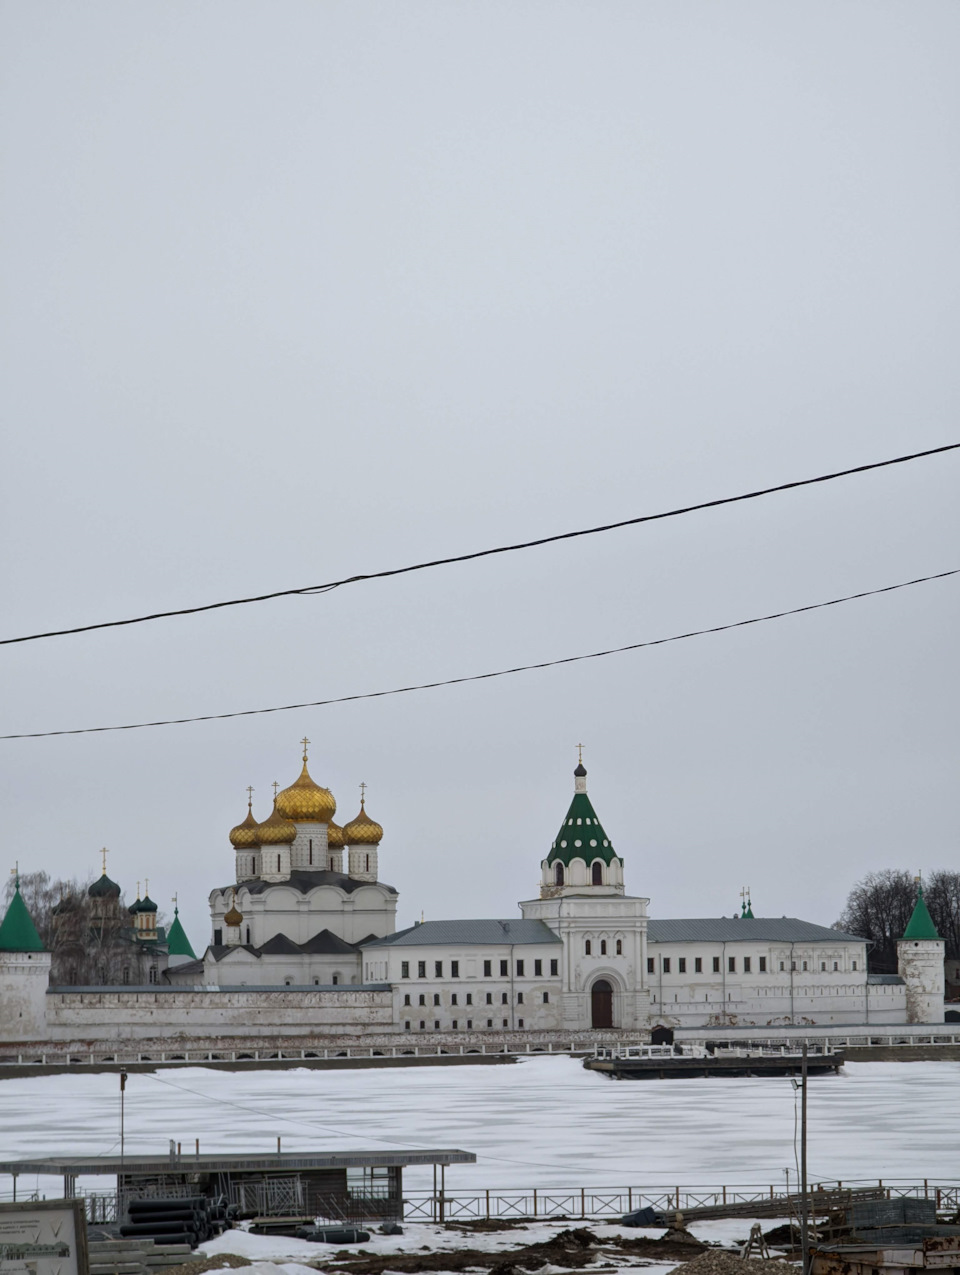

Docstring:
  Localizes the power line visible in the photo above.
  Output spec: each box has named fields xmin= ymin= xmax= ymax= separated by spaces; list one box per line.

xmin=3 ymin=441 xmax=957 ymax=647
xmin=2 ymin=567 xmax=955 ymax=741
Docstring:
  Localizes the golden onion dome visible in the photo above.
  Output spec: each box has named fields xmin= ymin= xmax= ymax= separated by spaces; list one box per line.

xmin=224 ymin=903 xmax=244 ymax=927
xmin=257 ymin=799 xmax=296 ymax=845
xmin=275 ymin=752 xmax=336 ymax=823
xmin=326 ymin=819 xmax=345 ymax=849
xmin=343 ymin=798 xmax=383 ymax=845
xmin=229 ymin=798 xmax=260 ymax=849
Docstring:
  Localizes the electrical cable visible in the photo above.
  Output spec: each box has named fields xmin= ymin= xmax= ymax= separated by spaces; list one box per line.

xmin=2 ymin=441 xmax=957 ymax=647
xmin=1 ymin=566 xmax=956 ymax=741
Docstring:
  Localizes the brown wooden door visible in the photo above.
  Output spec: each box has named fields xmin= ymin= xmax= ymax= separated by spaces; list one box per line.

xmin=591 ymin=979 xmax=613 ymax=1028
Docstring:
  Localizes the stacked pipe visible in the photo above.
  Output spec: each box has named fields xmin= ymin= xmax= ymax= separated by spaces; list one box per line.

xmin=119 ymin=1196 xmax=231 ymax=1249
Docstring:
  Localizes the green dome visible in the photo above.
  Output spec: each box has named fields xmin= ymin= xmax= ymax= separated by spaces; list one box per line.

xmin=89 ymin=873 xmax=121 ymax=900
xmin=0 ymin=881 xmax=45 ymax=953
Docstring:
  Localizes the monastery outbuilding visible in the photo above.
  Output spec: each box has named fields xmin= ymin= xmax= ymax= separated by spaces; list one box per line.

xmin=0 ymin=745 xmax=949 ymax=1050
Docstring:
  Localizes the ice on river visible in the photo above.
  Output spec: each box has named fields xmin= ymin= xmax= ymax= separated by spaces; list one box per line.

xmin=0 ymin=1056 xmax=956 ymax=1197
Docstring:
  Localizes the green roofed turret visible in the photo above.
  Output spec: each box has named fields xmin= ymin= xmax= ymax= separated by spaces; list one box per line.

xmin=902 ymin=882 xmax=940 ymax=940
xmin=547 ymin=761 xmax=619 ymax=867
xmin=0 ymin=878 xmax=45 ymax=953
xmin=166 ymin=906 xmax=197 ymax=960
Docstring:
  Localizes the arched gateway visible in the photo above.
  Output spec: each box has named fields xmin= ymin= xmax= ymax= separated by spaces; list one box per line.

xmin=591 ymin=978 xmax=613 ymax=1028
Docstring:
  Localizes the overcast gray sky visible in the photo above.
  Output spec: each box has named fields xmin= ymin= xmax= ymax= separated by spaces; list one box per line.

xmin=2 ymin=2 xmax=958 ymax=956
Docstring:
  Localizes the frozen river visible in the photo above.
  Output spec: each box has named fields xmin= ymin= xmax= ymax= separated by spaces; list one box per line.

xmin=0 ymin=1056 xmax=957 ymax=1195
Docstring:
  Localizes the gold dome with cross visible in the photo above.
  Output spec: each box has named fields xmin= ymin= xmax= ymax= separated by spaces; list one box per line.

xmin=343 ymin=782 xmax=383 ymax=845
xmin=275 ymin=739 xmax=336 ymax=823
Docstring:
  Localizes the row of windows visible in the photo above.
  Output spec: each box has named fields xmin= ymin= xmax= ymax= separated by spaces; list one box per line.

xmin=647 ymin=955 xmax=858 ymax=974
xmin=583 ymin=939 xmax=622 ymax=957
xmin=403 ymin=991 xmax=549 ymax=1007
xmin=401 ymin=958 xmax=559 ymax=979
xmin=404 ymin=1019 xmax=527 ymax=1031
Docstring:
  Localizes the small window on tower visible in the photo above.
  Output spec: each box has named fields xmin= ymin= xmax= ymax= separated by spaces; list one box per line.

xmin=554 ymin=862 xmax=564 ymax=886
xmin=616 ymin=940 xmax=622 ymax=955
xmin=600 ymin=940 xmax=607 ymax=956
xmin=585 ymin=940 xmax=592 ymax=956
xmin=592 ymin=862 xmax=603 ymax=885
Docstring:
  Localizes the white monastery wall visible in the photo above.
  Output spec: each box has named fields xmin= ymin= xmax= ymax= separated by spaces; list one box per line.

xmin=43 ymin=986 xmax=394 ymax=1042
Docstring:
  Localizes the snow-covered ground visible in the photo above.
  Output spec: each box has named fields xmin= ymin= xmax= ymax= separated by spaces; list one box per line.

xmin=0 ymin=1056 xmax=956 ymax=1200
xmin=189 ymin=1213 xmax=782 ymax=1275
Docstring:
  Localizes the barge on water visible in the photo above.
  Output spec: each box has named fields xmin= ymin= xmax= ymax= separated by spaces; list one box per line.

xmin=584 ymin=1042 xmax=845 ymax=1079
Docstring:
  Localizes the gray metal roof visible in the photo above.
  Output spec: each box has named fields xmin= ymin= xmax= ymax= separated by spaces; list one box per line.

xmin=647 ymin=918 xmax=866 ymax=943
xmin=0 ymin=1150 xmax=476 ymax=1176
xmin=363 ymin=919 xmax=562 ymax=947
xmin=867 ymin=973 xmax=905 ymax=984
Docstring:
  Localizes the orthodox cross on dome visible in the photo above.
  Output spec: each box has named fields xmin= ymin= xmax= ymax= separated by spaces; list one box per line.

xmin=100 ymin=847 xmax=109 ymax=876
xmin=9 ymin=862 xmax=19 ymax=886
xmin=246 ymin=785 xmax=254 ymax=805
xmin=171 ymin=892 xmax=178 ymax=911
xmin=136 ymin=881 xmax=141 ymax=900
xmin=576 ymin=742 xmax=585 ymax=764
xmin=144 ymin=878 xmax=149 ymax=896
xmin=272 ymin=780 xmax=279 ymax=799
xmin=359 ymin=781 xmax=367 ymax=805
xmin=301 ymin=736 xmax=310 ymax=762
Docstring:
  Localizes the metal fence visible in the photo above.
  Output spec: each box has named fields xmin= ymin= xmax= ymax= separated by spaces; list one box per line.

xmin=402 ymin=1180 xmax=960 ymax=1223
xmin=4 ymin=1178 xmax=957 ymax=1227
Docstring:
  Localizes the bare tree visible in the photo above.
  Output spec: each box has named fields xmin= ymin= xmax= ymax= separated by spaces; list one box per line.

xmin=2 ymin=871 xmax=154 ymax=985
xmin=835 ymin=869 xmax=916 ymax=972
xmin=926 ymin=870 xmax=960 ymax=963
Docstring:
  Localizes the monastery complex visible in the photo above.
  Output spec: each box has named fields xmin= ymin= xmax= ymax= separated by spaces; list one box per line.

xmin=0 ymin=745 xmax=949 ymax=1054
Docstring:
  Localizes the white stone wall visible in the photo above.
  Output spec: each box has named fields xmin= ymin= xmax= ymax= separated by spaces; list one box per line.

xmin=44 ymin=986 xmax=394 ymax=1042
xmin=365 ymin=940 xmax=565 ymax=1033
xmin=166 ymin=947 xmax=363 ymax=988
xmin=897 ymin=938 xmax=946 ymax=1023
xmin=0 ymin=952 xmax=52 ymax=1040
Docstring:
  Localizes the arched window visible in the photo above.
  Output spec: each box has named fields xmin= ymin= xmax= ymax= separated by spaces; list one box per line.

xmin=600 ymin=939 xmax=607 ymax=955
xmin=585 ymin=939 xmax=592 ymax=956
xmin=592 ymin=862 xmax=603 ymax=885
xmin=365 ymin=854 xmax=370 ymax=872
xmin=554 ymin=862 xmax=565 ymax=886
xmin=616 ymin=939 xmax=622 ymax=955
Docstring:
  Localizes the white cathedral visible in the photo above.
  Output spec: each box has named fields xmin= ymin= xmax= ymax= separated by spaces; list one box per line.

xmin=162 ymin=743 xmax=944 ymax=1033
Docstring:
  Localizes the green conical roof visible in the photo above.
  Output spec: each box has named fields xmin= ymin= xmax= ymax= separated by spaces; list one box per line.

xmin=547 ymin=766 xmax=619 ymax=867
xmin=166 ymin=907 xmax=197 ymax=959
xmin=902 ymin=885 xmax=940 ymax=940
xmin=0 ymin=881 xmax=45 ymax=953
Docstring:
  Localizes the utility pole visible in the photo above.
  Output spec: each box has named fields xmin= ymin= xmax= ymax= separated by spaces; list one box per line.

xmin=800 ymin=1044 xmax=809 ymax=1275
xmin=119 ymin=1070 xmax=127 ymax=1219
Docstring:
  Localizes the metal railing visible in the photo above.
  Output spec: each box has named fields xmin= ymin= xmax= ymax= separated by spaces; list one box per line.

xmin=401 ymin=1180 xmax=960 ymax=1223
